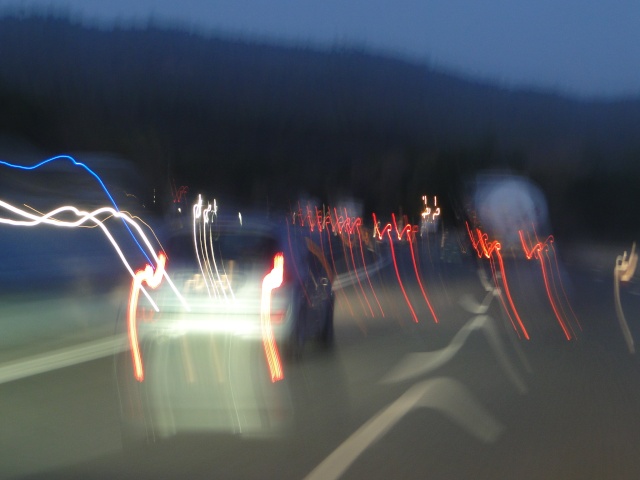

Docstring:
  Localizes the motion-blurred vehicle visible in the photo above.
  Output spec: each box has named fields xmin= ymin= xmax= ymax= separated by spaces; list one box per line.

xmin=115 ymin=212 xmax=335 ymax=443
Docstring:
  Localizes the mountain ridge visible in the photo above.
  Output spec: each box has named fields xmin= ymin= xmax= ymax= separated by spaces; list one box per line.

xmin=0 ymin=14 xmax=639 ymax=237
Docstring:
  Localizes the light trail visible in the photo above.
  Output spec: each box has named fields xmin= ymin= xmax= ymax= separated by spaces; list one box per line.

xmin=614 ymin=243 xmax=637 ymax=353
xmin=0 ymin=200 xmax=186 ymax=308
xmin=0 ymin=198 xmax=191 ymax=381
xmin=346 ymin=223 xmax=375 ymax=318
xmin=390 ymin=213 xmax=439 ymax=323
xmin=203 ymin=202 xmax=233 ymax=299
xmin=200 ymin=202 xmax=220 ymax=297
xmin=421 ymin=195 xmax=441 ymax=220
xmin=0 ymin=154 xmax=153 ymax=265
xmin=374 ymin=214 xmax=418 ymax=323
xmin=338 ymin=213 xmax=369 ymax=317
xmin=261 ymin=253 xmax=285 ymax=382
xmin=324 ymin=217 xmax=356 ymax=319
xmin=356 ymin=225 xmax=385 ymax=317
xmin=191 ymin=195 xmax=234 ymax=299
xmin=128 ymin=253 xmax=166 ymax=382
xmin=22 ymin=203 xmax=167 ymax=255
xmin=332 ymin=208 xmax=375 ymax=317
xmin=292 ymin=202 xmax=383 ymax=325
xmin=467 ymin=223 xmax=529 ymax=340
xmin=192 ymin=195 xmax=213 ymax=297
xmin=286 ymin=218 xmax=312 ymax=307
xmin=294 ymin=202 xmax=370 ymax=323
xmin=519 ymin=230 xmax=577 ymax=340
xmin=171 ymin=182 xmax=189 ymax=204
xmin=373 ymin=213 xmax=439 ymax=323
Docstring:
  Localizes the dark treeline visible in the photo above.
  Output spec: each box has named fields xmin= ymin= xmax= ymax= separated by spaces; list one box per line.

xmin=1 ymin=14 xmax=639 ymax=240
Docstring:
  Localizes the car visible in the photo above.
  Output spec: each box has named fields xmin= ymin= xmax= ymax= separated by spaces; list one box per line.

xmin=114 ymin=205 xmax=335 ymax=443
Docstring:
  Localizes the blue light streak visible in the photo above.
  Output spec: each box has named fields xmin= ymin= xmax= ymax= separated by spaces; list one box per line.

xmin=0 ymin=154 xmax=154 ymax=266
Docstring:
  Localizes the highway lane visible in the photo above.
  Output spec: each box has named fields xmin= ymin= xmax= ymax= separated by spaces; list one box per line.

xmin=3 ymin=243 xmax=640 ymax=479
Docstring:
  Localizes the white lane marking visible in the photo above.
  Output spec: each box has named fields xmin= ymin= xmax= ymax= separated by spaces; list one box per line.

xmin=381 ymin=315 xmax=528 ymax=393
xmin=303 ymin=377 xmax=503 ymax=480
xmin=0 ymin=335 xmax=128 ymax=384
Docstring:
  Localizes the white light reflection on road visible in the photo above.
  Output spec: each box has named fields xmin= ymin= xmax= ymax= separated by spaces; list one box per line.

xmin=614 ymin=242 xmax=637 ymax=354
xmin=303 ymin=378 xmax=504 ymax=480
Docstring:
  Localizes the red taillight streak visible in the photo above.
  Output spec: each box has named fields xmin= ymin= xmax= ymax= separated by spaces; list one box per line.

xmin=519 ymin=230 xmax=577 ymax=340
xmin=357 ymin=226 xmax=385 ymax=317
xmin=538 ymin=249 xmax=572 ymax=340
xmin=347 ymin=232 xmax=375 ymax=317
xmin=327 ymin=225 xmax=355 ymax=318
xmin=493 ymin=249 xmax=530 ymax=340
xmin=340 ymin=230 xmax=368 ymax=317
xmin=467 ymin=223 xmax=529 ymax=340
xmin=373 ymin=213 xmax=419 ymax=323
xmin=261 ymin=253 xmax=285 ymax=383
xmin=488 ymin=256 xmax=521 ymax=337
xmin=128 ymin=253 xmax=166 ymax=382
xmin=386 ymin=229 xmax=419 ymax=323
xmin=390 ymin=213 xmax=413 ymax=241
xmin=407 ymin=234 xmax=439 ymax=323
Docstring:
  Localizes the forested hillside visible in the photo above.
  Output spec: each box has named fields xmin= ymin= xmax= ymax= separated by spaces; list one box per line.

xmin=1 ymin=14 xmax=639 ymax=238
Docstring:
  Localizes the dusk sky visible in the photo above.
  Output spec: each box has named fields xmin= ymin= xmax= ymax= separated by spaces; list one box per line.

xmin=1 ymin=0 xmax=639 ymax=99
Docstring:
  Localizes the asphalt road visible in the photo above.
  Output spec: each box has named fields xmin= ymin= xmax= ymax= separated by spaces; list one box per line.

xmin=2 ymin=241 xmax=640 ymax=479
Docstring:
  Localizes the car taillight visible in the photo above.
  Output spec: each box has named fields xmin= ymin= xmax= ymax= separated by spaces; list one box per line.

xmin=128 ymin=253 xmax=166 ymax=383
xmin=261 ymin=252 xmax=285 ymax=382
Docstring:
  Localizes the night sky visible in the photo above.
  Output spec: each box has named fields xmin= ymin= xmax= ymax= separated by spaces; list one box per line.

xmin=1 ymin=0 xmax=639 ymax=98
